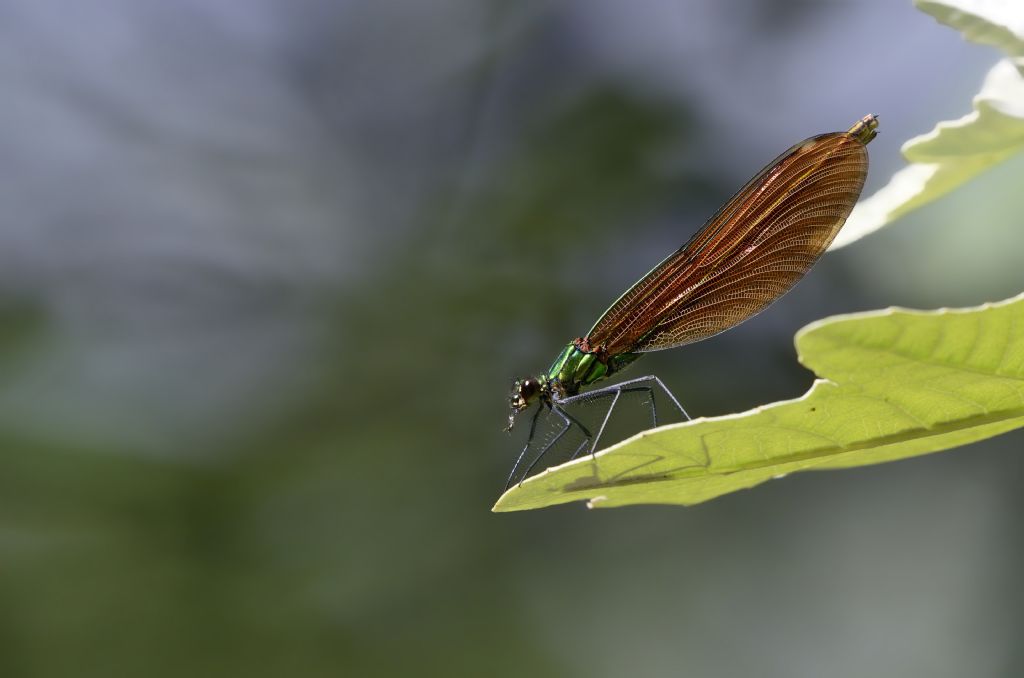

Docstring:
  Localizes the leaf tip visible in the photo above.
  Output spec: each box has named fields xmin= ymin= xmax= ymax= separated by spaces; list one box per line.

xmin=491 ymin=492 xmax=513 ymax=513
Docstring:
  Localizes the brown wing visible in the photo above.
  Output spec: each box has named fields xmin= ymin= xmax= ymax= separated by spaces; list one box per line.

xmin=587 ymin=128 xmax=870 ymax=354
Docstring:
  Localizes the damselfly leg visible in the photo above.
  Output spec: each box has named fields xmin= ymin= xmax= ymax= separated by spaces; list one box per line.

xmin=504 ymin=376 xmax=689 ymax=489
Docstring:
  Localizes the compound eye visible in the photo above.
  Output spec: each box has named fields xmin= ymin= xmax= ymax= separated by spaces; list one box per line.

xmin=520 ymin=379 xmax=539 ymax=399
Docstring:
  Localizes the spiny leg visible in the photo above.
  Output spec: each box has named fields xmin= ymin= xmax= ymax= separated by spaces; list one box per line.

xmin=587 ymin=388 xmax=621 ymax=456
xmin=504 ymin=404 xmax=543 ymax=491
xmin=573 ymin=386 xmax=648 ymax=455
xmin=567 ymin=375 xmax=690 ymax=428
xmin=515 ymin=404 xmax=591 ymax=486
xmin=557 ymin=406 xmax=596 ymax=463
xmin=558 ymin=375 xmax=690 ymax=455
xmin=508 ymin=377 xmax=689 ymax=486
xmin=603 ymin=375 xmax=690 ymax=423
xmin=565 ymin=436 xmax=592 ymax=463
xmin=557 ymin=386 xmax=622 ymax=458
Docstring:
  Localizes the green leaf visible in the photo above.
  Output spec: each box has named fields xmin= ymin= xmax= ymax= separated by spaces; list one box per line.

xmin=916 ymin=0 xmax=1024 ymax=57
xmin=493 ymin=293 xmax=1024 ymax=511
xmin=829 ymin=0 xmax=1024 ymax=250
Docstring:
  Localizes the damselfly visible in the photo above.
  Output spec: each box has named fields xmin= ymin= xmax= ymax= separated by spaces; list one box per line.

xmin=505 ymin=114 xmax=878 ymax=488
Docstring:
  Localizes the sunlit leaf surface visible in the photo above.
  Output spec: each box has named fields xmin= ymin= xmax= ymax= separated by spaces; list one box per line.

xmin=494 ymin=293 xmax=1024 ymax=511
xmin=917 ymin=0 xmax=1024 ymax=56
xmin=830 ymin=0 xmax=1024 ymax=249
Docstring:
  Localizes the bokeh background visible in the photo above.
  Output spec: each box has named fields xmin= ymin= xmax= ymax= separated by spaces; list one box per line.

xmin=1 ymin=1 xmax=1022 ymax=676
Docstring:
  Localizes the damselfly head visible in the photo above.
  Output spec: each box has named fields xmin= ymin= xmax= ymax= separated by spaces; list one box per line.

xmin=506 ymin=377 xmax=544 ymax=432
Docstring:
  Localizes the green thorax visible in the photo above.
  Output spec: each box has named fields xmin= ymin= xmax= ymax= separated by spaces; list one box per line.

xmin=545 ymin=341 xmax=641 ymax=396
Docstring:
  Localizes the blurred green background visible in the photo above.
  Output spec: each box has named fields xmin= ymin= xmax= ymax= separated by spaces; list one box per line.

xmin=1 ymin=1 xmax=1022 ymax=676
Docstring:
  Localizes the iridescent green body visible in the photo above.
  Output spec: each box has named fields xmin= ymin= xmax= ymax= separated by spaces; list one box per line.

xmin=544 ymin=342 xmax=641 ymax=397
xmin=506 ymin=338 xmax=643 ymax=427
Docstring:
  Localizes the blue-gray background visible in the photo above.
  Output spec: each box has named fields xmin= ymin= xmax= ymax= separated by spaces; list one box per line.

xmin=0 ymin=1 xmax=1021 ymax=676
